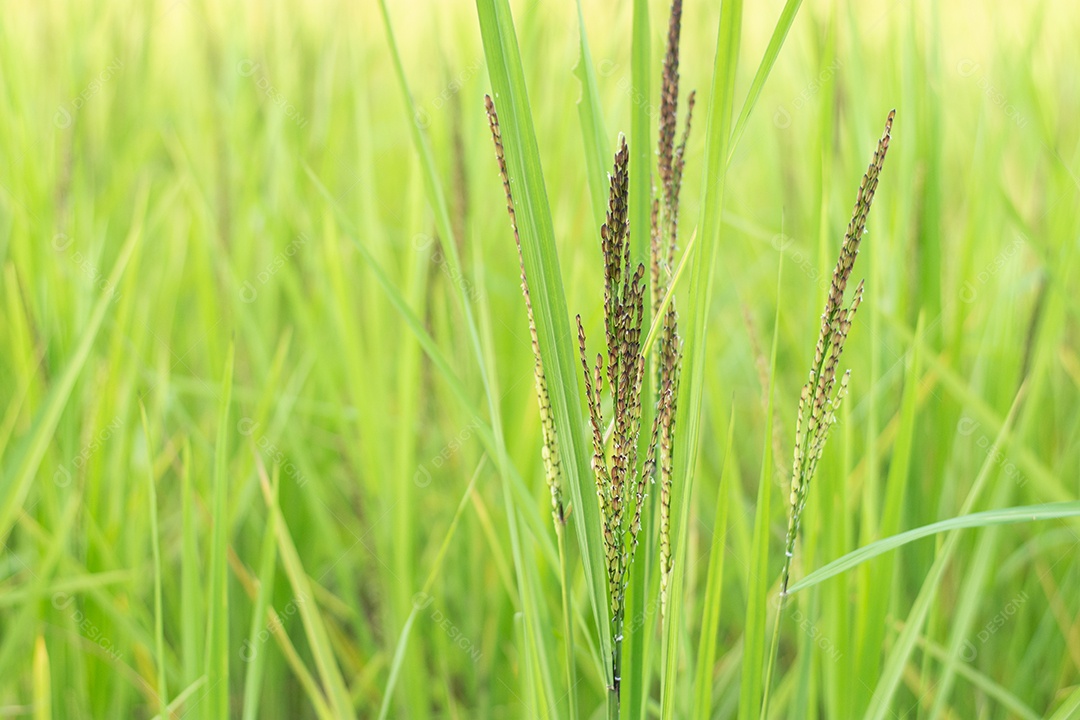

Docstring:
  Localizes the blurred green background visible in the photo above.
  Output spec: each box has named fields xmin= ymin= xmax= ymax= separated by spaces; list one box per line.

xmin=1 ymin=0 xmax=1078 ymax=717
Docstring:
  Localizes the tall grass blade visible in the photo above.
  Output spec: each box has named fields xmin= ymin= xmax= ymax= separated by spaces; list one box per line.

xmin=32 ymin=636 xmax=50 ymax=720
xmin=727 ymin=0 xmax=804 ymax=159
xmin=378 ymin=459 xmax=485 ymax=720
xmin=744 ymin=261 xmax=783 ymax=720
xmin=140 ymin=403 xmax=168 ymax=715
xmin=0 ymin=183 xmax=146 ymax=546
xmin=786 ymin=502 xmax=1080 ymax=595
xmin=692 ymin=407 xmax=735 ymax=717
xmin=476 ymin=0 xmax=615 ymax=691
xmin=574 ymin=0 xmax=611 ymax=231
xmin=205 ymin=344 xmax=234 ymax=720
xmin=264 ymin=474 xmax=354 ymax=718
xmin=241 ymin=466 xmax=279 ymax=720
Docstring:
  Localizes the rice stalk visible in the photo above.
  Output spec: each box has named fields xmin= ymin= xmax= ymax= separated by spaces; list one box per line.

xmin=576 ymin=135 xmax=674 ymax=717
xmin=488 ymin=4 xmax=693 ymax=714
xmin=652 ymin=0 xmax=694 ymax=619
xmin=760 ymin=109 xmax=895 ymax=718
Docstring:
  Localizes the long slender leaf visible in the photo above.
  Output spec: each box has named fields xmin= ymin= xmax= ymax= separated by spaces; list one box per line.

xmin=787 ymin=502 xmax=1080 ymax=596
xmin=727 ymin=0 xmax=804 ymax=160
xmin=692 ymin=407 xmax=736 ymax=717
xmin=205 ymin=344 xmax=234 ymax=719
xmin=574 ymin=1 xmax=610 ymax=232
xmin=475 ymin=0 xmax=614 ymax=690
xmin=0 ymin=183 xmax=147 ymax=546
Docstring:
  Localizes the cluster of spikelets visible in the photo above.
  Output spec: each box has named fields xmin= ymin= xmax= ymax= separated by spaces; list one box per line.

xmin=487 ymin=3 xmax=895 ymax=713
xmin=577 ymin=135 xmax=651 ymax=632
xmin=486 ymin=0 xmax=694 ymax=707
xmin=652 ymin=0 xmax=693 ymax=612
xmin=574 ymin=0 xmax=694 ymax=697
xmin=761 ymin=109 xmax=895 ymax=719
xmin=780 ymin=109 xmax=896 ymax=593
xmin=483 ymin=94 xmax=566 ymax=528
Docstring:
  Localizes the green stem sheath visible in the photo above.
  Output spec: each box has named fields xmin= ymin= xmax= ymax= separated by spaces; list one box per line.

xmin=556 ymin=522 xmax=578 ymax=720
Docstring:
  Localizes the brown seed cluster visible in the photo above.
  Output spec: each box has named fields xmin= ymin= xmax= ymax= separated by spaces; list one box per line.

xmin=578 ymin=135 xmax=652 ymax=620
xmin=653 ymin=0 xmax=692 ymax=608
xmin=484 ymin=0 xmax=695 ymax=705
xmin=782 ymin=110 xmax=895 ymax=585
xmin=484 ymin=94 xmax=566 ymax=526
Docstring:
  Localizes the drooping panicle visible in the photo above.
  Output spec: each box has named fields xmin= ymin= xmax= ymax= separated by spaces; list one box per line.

xmin=651 ymin=0 xmax=693 ymax=614
xmin=576 ymin=133 xmax=665 ymax=704
xmin=782 ymin=111 xmax=895 ymax=589
xmin=657 ymin=0 xmax=684 ymax=203
xmin=484 ymin=94 xmax=566 ymax=525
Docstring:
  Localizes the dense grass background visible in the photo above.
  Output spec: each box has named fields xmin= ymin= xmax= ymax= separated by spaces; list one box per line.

xmin=2 ymin=0 xmax=1079 ymax=717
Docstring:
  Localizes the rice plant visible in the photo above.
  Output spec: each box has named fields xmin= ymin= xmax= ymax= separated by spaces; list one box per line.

xmin=761 ymin=109 xmax=895 ymax=717
xmin=484 ymin=93 xmax=578 ymax=716
xmin=6 ymin=0 xmax=1080 ymax=718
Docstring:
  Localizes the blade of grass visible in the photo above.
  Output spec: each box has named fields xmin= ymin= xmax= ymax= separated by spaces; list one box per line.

xmin=727 ymin=0 xmax=804 ymax=161
xmin=204 ymin=343 xmax=234 ymax=720
xmin=1048 ymin=685 xmax=1080 ymax=720
xmin=910 ymin=630 xmax=1040 ymax=720
xmin=264 ymin=467 xmax=354 ymax=719
xmin=305 ymin=167 xmax=560 ymax=572
xmin=574 ymin=0 xmax=610 ymax=232
xmin=181 ymin=439 xmax=202 ymax=685
xmin=748 ymin=259 xmax=782 ymax=720
xmin=377 ymin=457 xmax=486 ymax=720
xmin=692 ymin=405 xmax=735 ymax=718
xmin=629 ymin=0 xmax=651 ymax=274
xmin=246 ymin=458 xmax=335 ymax=720
xmin=925 ymin=477 xmax=1012 ymax=720
xmin=373 ymin=14 xmax=558 ymax=711
xmin=241 ymin=465 xmax=279 ymax=720
xmin=0 ymin=182 xmax=147 ymax=546
xmin=473 ymin=242 xmax=558 ymax=717
xmin=32 ymin=636 xmax=49 ymax=720
xmin=785 ymin=502 xmax=1080 ymax=595
xmin=149 ymin=677 xmax=208 ymax=720
xmin=854 ymin=317 xmax=922 ymax=708
xmin=139 ymin=402 xmax=168 ymax=716
xmin=476 ymin=0 xmax=614 ymax=692
xmin=863 ymin=385 xmax=1030 ymax=719
xmin=625 ymin=4 xmax=653 ymax=708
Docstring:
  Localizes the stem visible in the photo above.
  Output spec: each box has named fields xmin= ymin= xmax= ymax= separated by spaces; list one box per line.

xmin=609 ymin=612 xmax=623 ymax=720
xmin=556 ymin=523 xmax=579 ymax=720
xmin=759 ymin=562 xmax=792 ymax=719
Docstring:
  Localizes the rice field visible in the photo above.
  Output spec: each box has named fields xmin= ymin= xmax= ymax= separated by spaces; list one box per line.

xmin=2 ymin=0 xmax=1079 ymax=718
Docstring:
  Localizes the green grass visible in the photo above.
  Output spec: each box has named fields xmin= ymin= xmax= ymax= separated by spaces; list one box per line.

xmin=2 ymin=0 xmax=1079 ymax=718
